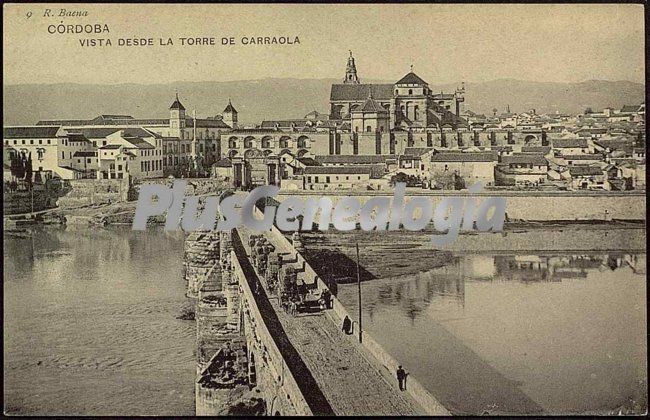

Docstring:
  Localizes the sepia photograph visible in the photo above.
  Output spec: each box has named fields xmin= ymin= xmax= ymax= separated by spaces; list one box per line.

xmin=2 ymin=2 xmax=647 ymax=416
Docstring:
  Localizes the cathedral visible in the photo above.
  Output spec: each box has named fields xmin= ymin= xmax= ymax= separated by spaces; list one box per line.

xmin=329 ymin=51 xmax=466 ymax=131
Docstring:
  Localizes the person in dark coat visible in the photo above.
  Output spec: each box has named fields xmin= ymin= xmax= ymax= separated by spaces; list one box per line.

xmin=396 ymin=365 xmax=408 ymax=391
xmin=342 ymin=315 xmax=352 ymax=334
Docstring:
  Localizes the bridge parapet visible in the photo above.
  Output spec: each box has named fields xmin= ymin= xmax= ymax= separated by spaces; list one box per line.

xmin=231 ymin=235 xmax=313 ymax=416
xmin=252 ymin=206 xmax=450 ymax=415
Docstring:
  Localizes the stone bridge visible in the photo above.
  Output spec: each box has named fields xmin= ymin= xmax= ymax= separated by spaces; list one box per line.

xmin=183 ymin=210 xmax=450 ymax=415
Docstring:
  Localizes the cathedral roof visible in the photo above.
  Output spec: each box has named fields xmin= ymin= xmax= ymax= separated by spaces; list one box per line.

xmin=360 ymin=94 xmax=389 ymax=113
xmin=396 ymin=72 xmax=428 ymax=86
xmin=330 ymin=84 xmax=394 ymax=101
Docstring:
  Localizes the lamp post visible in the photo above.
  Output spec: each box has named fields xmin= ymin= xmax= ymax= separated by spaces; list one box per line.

xmin=356 ymin=242 xmax=362 ymax=343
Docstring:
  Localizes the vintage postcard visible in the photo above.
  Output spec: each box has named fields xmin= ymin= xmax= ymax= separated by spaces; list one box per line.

xmin=3 ymin=3 xmax=647 ymax=416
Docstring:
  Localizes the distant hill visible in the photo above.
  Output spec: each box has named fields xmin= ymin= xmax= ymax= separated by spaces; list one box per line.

xmin=3 ymin=78 xmax=644 ymax=126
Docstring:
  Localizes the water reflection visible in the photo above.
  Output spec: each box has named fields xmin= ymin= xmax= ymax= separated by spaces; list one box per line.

xmin=3 ymin=226 xmax=195 ymax=416
xmin=339 ymin=251 xmax=647 ymax=414
xmin=363 ymin=253 xmax=646 ymax=323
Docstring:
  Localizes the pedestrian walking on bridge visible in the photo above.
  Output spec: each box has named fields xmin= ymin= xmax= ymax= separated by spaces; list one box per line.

xmin=396 ymin=365 xmax=408 ymax=391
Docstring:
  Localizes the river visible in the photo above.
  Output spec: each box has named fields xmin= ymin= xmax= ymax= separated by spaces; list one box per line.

xmin=3 ymin=226 xmax=194 ymax=415
xmin=330 ymin=228 xmax=647 ymax=415
xmin=4 ymin=225 xmax=647 ymax=415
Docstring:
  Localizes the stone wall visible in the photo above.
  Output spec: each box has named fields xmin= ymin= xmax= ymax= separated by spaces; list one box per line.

xmin=231 ymin=244 xmax=313 ymax=416
xmin=57 ymin=179 xmax=130 ymax=208
xmin=3 ymin=188 xmax=51 ymax=215
xmin=274 ymin=190 xmax=646 ymax=221
xmin=132 ymin=177 xmax=228 ymax=197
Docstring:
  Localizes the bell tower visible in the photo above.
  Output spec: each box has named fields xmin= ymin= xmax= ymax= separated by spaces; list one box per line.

xmin=344 ymin=50 xmax=360 ymax=84
xmin=169 ymin=91 xmax=186 ymax=137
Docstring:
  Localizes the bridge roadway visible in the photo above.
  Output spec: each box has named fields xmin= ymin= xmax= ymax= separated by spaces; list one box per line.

xmin=234 ymin=226 xmax=423 ymax=416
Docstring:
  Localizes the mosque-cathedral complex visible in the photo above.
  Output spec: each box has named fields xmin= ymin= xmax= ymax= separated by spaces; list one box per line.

xmin=3 ymin=52 xmax=645 ymax=191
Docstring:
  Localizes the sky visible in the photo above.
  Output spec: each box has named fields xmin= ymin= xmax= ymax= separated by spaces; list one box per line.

xmin=3 ymin=3 xmax=646 ymax=86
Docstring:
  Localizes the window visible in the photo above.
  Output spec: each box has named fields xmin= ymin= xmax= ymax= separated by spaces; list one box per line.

xmin=326 ymin=176 xmax=330 ymax=183
xmin=315 ymin=176 xmax=319 ymax=183
xmin=37 ymin=149 xmax=45 ymax=160
xmin=118 ymin=165 xmax=122 ymax=171
xmin=408 ymin=89 xmax=413 ymax=95
xmin=366 ymin=126 xmax=372 ymax=133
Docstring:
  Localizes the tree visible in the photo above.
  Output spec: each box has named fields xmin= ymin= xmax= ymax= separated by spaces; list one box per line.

xmin=584 ymin=107 xmax=593 ymax=114
xmin=390 ymin=172 xmax=410 ymax=186
xmin=25 ymin=152 xmax=33 ymax=187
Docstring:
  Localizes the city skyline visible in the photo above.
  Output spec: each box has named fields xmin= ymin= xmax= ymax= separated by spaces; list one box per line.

xmin=3 ymin=3 xmax=646 ymax=86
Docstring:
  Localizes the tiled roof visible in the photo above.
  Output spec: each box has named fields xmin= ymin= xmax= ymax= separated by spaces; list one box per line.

xmin=569 ymin=166 xmax=604 ymax=177
xmin=3 ymin=126 xmax=61 ymax=139
xmin=296 ymin=157 xmax=319 ymax=166
xmin=73 ymin=151 xmax=97 ymax=157
xmin=190 ymin=118 xmax=230 ymax=129
xmin=64 ymin=127 xmax=121 ymax=138
xmin=501 ymin=154 xmax=548 ymax=166
xmin=552 ymin=138 xmax=589 ymax=148
xmin=430 ymin=151 xmax=498 ymax=162
xmin=521 ymin=146 xmax=551 ymax=154
xmin=123 ymin=137 xmax=155 ymax=149
xmin=304 ymin=165 xmax=373 ymax=175
xmin=99 ymin=144 xmax=122 ymax=150
xmin=330 ymin=84 xmax=394 ymax=101
xmin=359 ymin=96 xmax=388 ymax=113
xmin=561 ymin=154 xmax=603 ymax=160
xmin=403 ymin=147 xmax=434 ymax=156
xmin=36 ymin=119 xmax=88 ymax=126
xmin=315 ymin=155 xmax=396 ymax=165
xmin=395 ymin=72 xmax=428 ymax=85
xmin=65 ymin=133 xmax=92 ymax=143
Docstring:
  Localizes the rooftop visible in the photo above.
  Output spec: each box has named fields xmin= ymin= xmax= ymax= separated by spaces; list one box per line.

xmin=569 ymin=166 xmax=604 ymax=177
xmin=304 ymin=165 xmax=373 ymax=175
xmin=430 ymin=151 xmax=498 ymax=162
xmin=3 ymin=126 xmax=61 ymax=139
xmin=330 ymin=84 xmax=394 ymax=101
xmin=501 ymin=154 xmax=549 ymax=166
xmin=315 ymin=154 xmax=396 ymax=165
xmin=552 ymin=138 xmax=589 ymax=148
xmin=395 ymin=72 xmax=428 ymax=86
